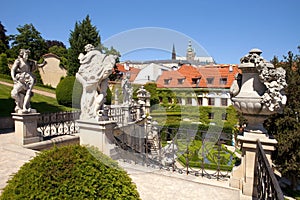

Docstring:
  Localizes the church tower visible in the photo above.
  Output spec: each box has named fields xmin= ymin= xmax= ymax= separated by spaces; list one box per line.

xmin=186 ymin=40 xmax=195 ymax=61
xmin=172 ymin=44 xmax=176 ymax=60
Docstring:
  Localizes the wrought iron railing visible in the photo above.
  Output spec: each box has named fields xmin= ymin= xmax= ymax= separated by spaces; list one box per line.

xmin=256 ymin=140 xmax=284 ymax=200
xmin=113 ymin=125 xmax=237 ymax=180
xmin=37 ymin=111 xmax=81 ymax=139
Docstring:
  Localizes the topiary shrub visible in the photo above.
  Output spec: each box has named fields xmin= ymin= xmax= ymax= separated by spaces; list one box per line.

xmin=56 ymin=76 xmax=76 ymax=107
xmin=0 ymin=145 xmax=140 ymax=199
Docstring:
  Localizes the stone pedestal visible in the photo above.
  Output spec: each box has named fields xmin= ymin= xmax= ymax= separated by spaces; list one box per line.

xmin=230 ymin=132 xmax=277 ymax=196
xmin=12 ymin=113 xmax=41 ymax=145
xmin=121 ymin=105 xmax=131 ymax=125
xmin=77 ymin=119 xmax=117 ymax=157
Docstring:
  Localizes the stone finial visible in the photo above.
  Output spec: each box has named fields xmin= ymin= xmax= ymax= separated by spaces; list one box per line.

xmin=239 ymin=49 xmax=287 ymax=112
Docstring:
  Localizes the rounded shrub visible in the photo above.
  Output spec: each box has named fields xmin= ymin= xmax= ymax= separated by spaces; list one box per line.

xmin=56 ymin=76 xmax=76 ymax=107
xmin=0 ymin=145 xmax=140 ymax=199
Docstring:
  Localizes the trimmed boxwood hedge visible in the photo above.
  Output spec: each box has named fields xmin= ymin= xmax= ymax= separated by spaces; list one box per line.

xmin=56 ymin=76 xmax=112 ymax=108
xmin=56 ymin=76 xmax=77 ymax=107
xmin=0 ymin=145 xmax=140 ymax=200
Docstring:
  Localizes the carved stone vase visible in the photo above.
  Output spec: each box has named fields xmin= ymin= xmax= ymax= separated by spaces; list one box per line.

xmin=230 ymin=48 xmax=287 ymax=134
xmin=229 ymin=48 xmax=287 ymax=196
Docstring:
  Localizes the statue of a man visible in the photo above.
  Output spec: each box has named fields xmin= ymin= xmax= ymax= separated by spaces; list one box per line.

xmin=121 ymin=73 xmax=132 ymax=105
xmin=76 ymin=44 xmax=117 ymax=120
xmin=11 ymin=49 xmax=46 ymax=113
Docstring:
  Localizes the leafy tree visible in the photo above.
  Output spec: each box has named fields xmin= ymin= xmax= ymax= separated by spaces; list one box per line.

xmin=265 ymin=48 xmax=300 ymax=190
xmin=144 ymin=82 xmax=160 ymax=106
xmin=103 ymin=46 xmax=121 ymax=57
xmin=46 ymin=40 xmax=66 ymax=49
xmin=0 ymin=53 xmax=10 ymax=75
xmin=9 ymin=23 xmax=47 ymax=61
xmin=0 ymin=22 xmax=9 ymax=54
xmin=68 ymin=15 xmax=101 ymax=76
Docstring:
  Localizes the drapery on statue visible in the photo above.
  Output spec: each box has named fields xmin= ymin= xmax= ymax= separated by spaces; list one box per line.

xmin=76 ymin=44 xmax=117 ymax=120
xmin=11 ymin=49 xmax=46 ymax=113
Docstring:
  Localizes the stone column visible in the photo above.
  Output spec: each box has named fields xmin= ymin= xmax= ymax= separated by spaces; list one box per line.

xmin=12 ymin=113 xmax=41 ymax=145
xmin=121 ymin=105 xmax=131 ymax=126
xmin=77 ymin=119 xmax=117 ymax=157
xmin=230 ymin=132 xmax=277 ymax=196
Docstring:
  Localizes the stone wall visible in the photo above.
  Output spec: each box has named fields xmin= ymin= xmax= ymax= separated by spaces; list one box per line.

xmin=39 ymin=53 xmax=67 ymax=88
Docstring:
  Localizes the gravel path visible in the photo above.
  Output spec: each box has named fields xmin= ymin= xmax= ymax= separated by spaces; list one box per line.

xmin=0 ymin=81 xmax=55 ymax=98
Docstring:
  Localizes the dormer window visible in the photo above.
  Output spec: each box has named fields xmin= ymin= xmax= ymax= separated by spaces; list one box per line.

xmin=178 ymin=78 xmax=185 ymax=85
xmin=164 ymin=79 xmax=171 ymax=85
xmin=206 ymin=77 xmax=214 ymax=84
xmin=220 ymin=77 xmax=227 ymax=85
xmin=192 ymin=77 xmax=200 ymax=85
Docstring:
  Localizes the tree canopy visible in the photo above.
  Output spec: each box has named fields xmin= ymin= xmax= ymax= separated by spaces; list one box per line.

xmin=0 ymin=22 xmax=9 ymax=54
xmin=9 ymin=23 xmax=47 ymax=61
xmin=266 ymin=47 xmax=300 ymax=190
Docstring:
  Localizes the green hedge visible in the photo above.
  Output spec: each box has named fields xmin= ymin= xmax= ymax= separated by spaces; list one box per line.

xmin=56 ymin=76 xmax=112 ymax=108
xmin=56 ymin=76 xmax=76 ymax=107
xmin=0 ymin=145 xmax=140 ymax=199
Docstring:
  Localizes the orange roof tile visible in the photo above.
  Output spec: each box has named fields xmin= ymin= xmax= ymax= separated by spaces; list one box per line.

xmin=157 ymin=64 xmax=240 ymax=88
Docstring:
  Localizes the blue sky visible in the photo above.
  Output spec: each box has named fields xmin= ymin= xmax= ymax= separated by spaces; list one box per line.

xmin=1 ymin=0 xmax=299 ymax=63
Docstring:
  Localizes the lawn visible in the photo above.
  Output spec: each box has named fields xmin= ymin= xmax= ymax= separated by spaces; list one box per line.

xmin=0 ymin=84 xmax=73 ymax=117
xmin=0 ymin=75 xmax=56 ymax=94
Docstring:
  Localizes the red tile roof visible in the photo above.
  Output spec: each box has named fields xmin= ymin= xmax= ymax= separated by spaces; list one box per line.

xmin=156 ymin=64 xmax=240 ymax=88
xmin=115 ymin=63 xmax=141 ymax=82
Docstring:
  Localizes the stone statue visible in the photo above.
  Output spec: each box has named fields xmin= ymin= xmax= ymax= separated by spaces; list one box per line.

xmin=11 ymin=49 xmax=46 ymax=113
xmin=121 ymin=73 xmax=133 ymax=105
xmin=76 ymin=44 xmax=117 ymax=120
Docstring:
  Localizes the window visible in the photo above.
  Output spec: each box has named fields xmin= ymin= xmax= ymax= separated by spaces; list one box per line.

xmin=220 ymin=77 xmax=227 ymax=85
xmin=208 ymin=113 xmax=214 ymax=119
xmin=159 ymin=96 xmax=163 ymax=103
xmin=186 ymin=97 xmax=192 ymax=105
xmin=197 ymin=97 xmax=203 ymax=106
xmin=177 ymin=97 xmax=182 ymax=104
xmin=192 ymin=78 xmax=200 ymax=85
xmin=178 ymin=78 xmax=185 ymax=85
xmin=221 ymin=98 xmax=228 ymax=106
xmin=222 ymin=113 xmax=227 ymax=120
xmin=208 ymin=98 xmax=215 ymax=106
xmin=164 ymin=79 xmax=171 ymax=85
xmin=206 ymin=77 xmax=214 ymax=84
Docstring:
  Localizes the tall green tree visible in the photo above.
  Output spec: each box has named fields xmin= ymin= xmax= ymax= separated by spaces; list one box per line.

xmin=0 ymin=53 xmax=10 ymax=75
xmin=68 ymin=15 xmax=101 ymax=76
xmin=0 ymin=22 xmax=9 ymax=54
xmin=9 ymin=23 xmax=47 ymax=61
xmin=266 ymin=48 xmax=300 ymax=190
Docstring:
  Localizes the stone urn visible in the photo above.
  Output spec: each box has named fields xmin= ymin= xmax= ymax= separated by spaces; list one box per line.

xmin=229 ymin=49 xmax=287 ymax=196
xmin=230 ymin=48 xmax=287 ymax=133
